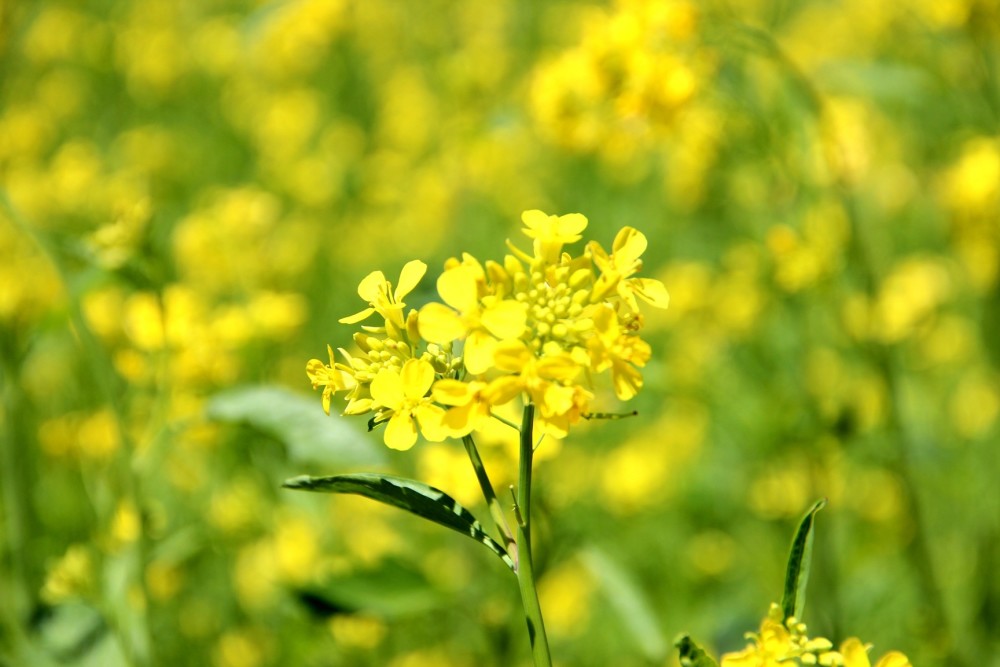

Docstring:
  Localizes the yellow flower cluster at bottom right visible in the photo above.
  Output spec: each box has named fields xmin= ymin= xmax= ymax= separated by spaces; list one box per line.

xmin=721 ymin=604 xmax=911 ymax=667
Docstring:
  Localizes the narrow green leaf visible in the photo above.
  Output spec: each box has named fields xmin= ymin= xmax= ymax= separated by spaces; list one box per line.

xmin=206 ymin=386 xmax=385 ymax=467
xmin=674 ymin=634 xmax=720 ymax=667
xmin=582 ymin=547 xmax=667 ymax=662
xmin=283 ymin=473 xmax=514 ymax=570
xmin=781 ymin=498 xmax=827 ymax=621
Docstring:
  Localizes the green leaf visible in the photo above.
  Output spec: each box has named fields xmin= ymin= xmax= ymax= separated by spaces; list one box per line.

xmin=206 ymin=386 xmax=385 ymax=467
xmin=297 ymin=558 xmax=446 ymax=618
xmin=283 ymin=473 xmax=514 ymax=570
xmin=582 ymin=547 xmax=667 ymax=662
xmin=781 ymin=498 xmax=827 ymax=621
xmin=674 ymin=634 xmax=720 ymax=667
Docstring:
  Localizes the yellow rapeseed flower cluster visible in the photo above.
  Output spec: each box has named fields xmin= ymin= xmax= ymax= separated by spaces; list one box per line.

xmin=307 ymin=210 xmax=669 ymax=450
xmin=721 ymin=604 xmax=911 ymax=667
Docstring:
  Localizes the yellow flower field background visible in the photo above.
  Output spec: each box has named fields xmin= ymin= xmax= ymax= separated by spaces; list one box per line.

xmin=1 ymin=1 xmax=997 ymax=666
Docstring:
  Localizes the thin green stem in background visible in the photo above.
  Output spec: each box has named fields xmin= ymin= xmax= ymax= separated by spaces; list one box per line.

xmin=462 ymin=434 xmax=516 ymax=556
xmin=514 ymin=403 xmax=551 ymax=667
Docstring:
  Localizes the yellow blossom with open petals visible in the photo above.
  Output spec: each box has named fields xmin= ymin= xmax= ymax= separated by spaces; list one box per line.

xmin=721 ymin=604 xmax=910 ymax=667
xmin=418 ymin=263 xmax=527 ymax=374
xmin=370 ymin=358 xmax=447 ymax=450
xmin=841 ymin=638 xmax=911 ymax=667
xmin=340 ymin=260 xmax=427 ymax=330
xmin=589 ymin=226 xmax=670 ymax=311
xmin=305 ymin=344 xmax=350 ymax=414
xmin=520 ymin=209 xmax=589 ymax=264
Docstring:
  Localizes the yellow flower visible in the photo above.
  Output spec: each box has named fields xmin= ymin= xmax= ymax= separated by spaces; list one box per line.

xmin=841 ymin=638 xmax=911 ymax=667
xmin=721 ymin=605 xmax=910 ymax=667
xmin=587 ymin=304 xmax=652 ymax=400
xmin=418 ymin=262 xmax=527 ymax=374
xmin=340 ymin=260 xmax=427 ymax=330
xmin=370 ymin=358 xmax=447 ymax=450
xmin=306 ymin=345 xmax=349 ymax=414
xmin=520 ymin=209 xmax=589 ymax=264
xmin=489 ymin=339 xmax=592 ymax=436
xmin=589 ymin=226 xmax=670 ymax=312
xmin=432 ymin=379 xmax=493 ymax=437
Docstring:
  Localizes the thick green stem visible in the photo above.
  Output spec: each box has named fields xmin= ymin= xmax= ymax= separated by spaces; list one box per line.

xmin=515 ymin=403 xmax=551 ymax=667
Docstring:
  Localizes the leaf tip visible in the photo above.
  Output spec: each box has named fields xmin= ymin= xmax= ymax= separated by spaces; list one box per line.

xmin=282 ymin=475 xmax=312 ymax=490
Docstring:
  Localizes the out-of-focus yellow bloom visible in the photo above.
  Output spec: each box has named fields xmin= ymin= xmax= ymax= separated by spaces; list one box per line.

xmin=721 ymin=604 xmax=911 ymax=667
xmin=41 ymin=544 xmax=94 ymax=603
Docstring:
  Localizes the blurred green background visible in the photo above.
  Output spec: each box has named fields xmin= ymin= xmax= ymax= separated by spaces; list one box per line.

xmin=1 ymin=0 xmax=998 ymax=665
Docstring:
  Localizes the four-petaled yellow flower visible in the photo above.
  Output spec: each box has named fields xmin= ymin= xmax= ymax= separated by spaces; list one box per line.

xmin=520 ymin=209 xmax=589 ymax=264
xmin=341 ymin=259 xmax=427 ymax=331
xmin=589 ymin=226 xmax=670 ymax=312
xmin=418 ymin=262 xmax=527 ymax=374
xmin=370 ymin=358 xmax=447 ymax=451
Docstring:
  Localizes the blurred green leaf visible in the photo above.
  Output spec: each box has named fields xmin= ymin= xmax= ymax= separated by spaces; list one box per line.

xmin=283 ymin=473 xmax=514 ymax=570
xmin=297 ymin=558 xmax=445 ymax=618
xmin=674 ymin=634 xmax=720 ymax=667
xmin=206 ymin=386 xmax=385 ymax=467
xmin=582 ymin=547 xmax=667 ymax=662
xmin=782 ymin=498 xmax=827 ymax=621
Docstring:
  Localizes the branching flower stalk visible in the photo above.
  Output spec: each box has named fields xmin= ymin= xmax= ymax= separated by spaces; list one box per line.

xmin=302 ymin=210 xmax=669 ymax=665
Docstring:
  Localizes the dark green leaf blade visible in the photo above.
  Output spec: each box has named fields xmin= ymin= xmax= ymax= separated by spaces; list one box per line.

xmin=781 ymin=498 xmax=827 ymax=621
xmin=283 ymin=473 xmax=514 ymax=570
xmin=674 ymin=634 xmax=720 ymax=667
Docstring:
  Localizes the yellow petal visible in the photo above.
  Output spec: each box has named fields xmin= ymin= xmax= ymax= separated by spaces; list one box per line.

xmin=873 ymin=653 xmax=910 ymax=667
xmin=357 ymin=270 xmax=386 ymax=302
xmin=536 ymin=354 xmax=581 ymax=381
xmin=464 ymin=330 xmax=497 ymax=375
xmin=383 ymin=413 xmax=417 ymax=450
xmin=633 ymin=278 xmax=670 ymax=309
xmin=432 ymin=379 xmax=474 ymax=406
xmin=541 ymin=383 xmax=575 ymax=416
xmin=395 ymin=260 xmax=427 ymax=301
xmin=612 ymin=227 xmax=647 ymax=263
xmin=840 ymin=638 xmax=872 ymax=667
xmin=414 ymin=403 xmax=448 ymax=441
xmin=339 ymin=307 xmax=375 ymax=324
xmin=400 ymin=358 xmax=434 ymax=400
xmin=485 ymin=376 xmax=523 ymax=405
xmin=612 ymin=363 xmax=643 ymax=400
xmin=480 ymin=300 xmax=527 ymax=340
xmin=436 ymin=265 xmax=479 ymax=313
xmin=493 ymin=339 xmax=530 ymax=372
xmin=370 ymin=369 xmax=404 ymax=410
xmin=556 ymin=212 xmax=588 ymax=238
xmin=418 ymin=303 xmax=467 ymax=343
xmin=520 ymin=209 xmax=549 ymax=234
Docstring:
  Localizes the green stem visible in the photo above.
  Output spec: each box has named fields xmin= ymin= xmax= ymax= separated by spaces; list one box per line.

xmin=515 ymin=403 xmax=551 ymax=667
xmin=462 ymin=434 xmax=516 ymax=555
